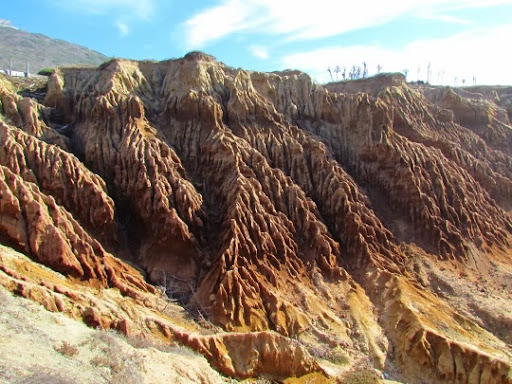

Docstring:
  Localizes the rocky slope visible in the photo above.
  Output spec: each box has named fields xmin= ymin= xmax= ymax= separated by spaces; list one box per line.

xmin=1 ymin=53 xmax=511 ymax=383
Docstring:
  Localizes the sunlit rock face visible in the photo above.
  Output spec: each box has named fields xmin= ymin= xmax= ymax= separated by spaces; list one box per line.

xmin=1 ymin=55 xmax=511 ymax=383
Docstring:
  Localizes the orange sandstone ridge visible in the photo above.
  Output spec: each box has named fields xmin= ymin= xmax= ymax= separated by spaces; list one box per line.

xmin=0 ymin=53 xmax=511 ymax=383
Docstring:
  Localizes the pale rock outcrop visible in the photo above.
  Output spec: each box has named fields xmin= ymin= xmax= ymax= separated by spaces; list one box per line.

xmin=0 ymin=57 xmax=511 ymax=383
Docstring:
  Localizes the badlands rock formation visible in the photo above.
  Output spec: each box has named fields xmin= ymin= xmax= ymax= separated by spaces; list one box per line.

xmin=1 ymin=54 xmax=511 ymax=383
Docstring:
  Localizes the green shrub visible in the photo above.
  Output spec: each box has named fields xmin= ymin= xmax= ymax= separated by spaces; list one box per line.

xmin=38 ymin=68 xmax=54 ymax=76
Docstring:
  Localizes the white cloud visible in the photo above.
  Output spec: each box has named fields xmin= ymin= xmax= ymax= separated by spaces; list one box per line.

xmin=182 ymin=0 xmax=512 ymax=48
xmin=183 ymin=0 xmax=259 ymax=49
xmin=420 ymin=11 xmax=470 ymax=24
xmin=0 ymin=19 xmax=16 ymax=29
xmin=116 ymin=20 xmax=129 ymax=37
xmin=281 ymin=25 xmax=512 ymax=85
xmin=249 ymin=45 xmax=269 ymax=59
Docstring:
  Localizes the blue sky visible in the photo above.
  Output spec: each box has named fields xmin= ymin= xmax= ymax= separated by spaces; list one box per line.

xmin=2 ymin=0 xmax=512 ymax=85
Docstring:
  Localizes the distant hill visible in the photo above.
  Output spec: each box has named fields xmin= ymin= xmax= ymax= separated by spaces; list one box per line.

xmin=0 ymin=24 xmax=108 ymax=74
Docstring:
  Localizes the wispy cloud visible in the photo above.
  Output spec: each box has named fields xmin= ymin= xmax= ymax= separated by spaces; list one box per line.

xmin=48 ymin=0 xmax=155 ymax=41
xmin=116 ymin=20 xmax=129 ymax=37
xmin=249 ymin=45 xmax=269 ymax=59
xmin=420 ymin=11 xmax=470 ymax=24
xmin=281 ymin=25 xmax=512 ymax=85
xmin=183 ymin=0 xmax=258 ymax=49
xmin=182 ymin=0 xmax=512 ymax=49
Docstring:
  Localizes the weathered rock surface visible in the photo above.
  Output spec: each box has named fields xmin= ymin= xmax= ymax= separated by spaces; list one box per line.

xmin=0 ymin=244 xmax=323 ymax=380
xmin=0 ymin=122 xmax=117 ymax=242
xmin=0 ymin=56 xmax=512 ymax=383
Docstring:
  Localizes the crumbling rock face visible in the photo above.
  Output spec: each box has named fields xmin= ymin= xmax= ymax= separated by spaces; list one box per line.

xmin=176 ymin=330 xmax=320 ymax=379
xmin=0 ymin=164 xmax=154 ymax=298
xmin=0 ymin=122 xmax=117 ymax=241
xmin=0 ymin=244 xmax=323 ymax=380
xmin=0 ymin=76 xmax=68 ymax=147
xmin=48 ymin=63 xmax=206 ymax=283
xmin=262 ymin=74 xmax=512 ymax=260
xmin=1 ymin=59 xmax=512 ymax=383
xmin=373 ymin=270 xmax=512 ymax=383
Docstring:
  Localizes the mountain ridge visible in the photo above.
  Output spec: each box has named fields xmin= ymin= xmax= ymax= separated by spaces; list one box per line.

xmin=0 ymin=25 xmax=108 ymax=74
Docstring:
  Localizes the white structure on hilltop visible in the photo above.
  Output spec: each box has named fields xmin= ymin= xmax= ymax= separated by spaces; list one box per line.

xmin=1 ymin=60 xmax=31 ymax=77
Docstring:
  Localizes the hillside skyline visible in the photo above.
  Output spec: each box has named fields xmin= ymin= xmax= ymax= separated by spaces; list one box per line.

xmin=2 ymin=0 xmax=512 ymax=85
xmin=0 ymin=22 xmax=107 ymax=74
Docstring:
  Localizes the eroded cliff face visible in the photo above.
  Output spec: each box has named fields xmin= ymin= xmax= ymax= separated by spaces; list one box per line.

xmin=1 ymin=54 xmax=511 ymax=383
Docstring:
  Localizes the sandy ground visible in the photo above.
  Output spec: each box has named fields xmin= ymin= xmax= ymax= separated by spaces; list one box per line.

xmin=418 ymin=252 xmax=512 ymax=349
xmin=0 ymin=284 xmax=228 ymax=384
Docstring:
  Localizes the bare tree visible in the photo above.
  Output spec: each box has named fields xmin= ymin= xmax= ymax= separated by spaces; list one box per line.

xmin=462 ymin=78 xmax=466 ymax=86
xmin=377 ymin=64 xmax=382 ymax=74
xmin=327 ymin=67 xmax=333 ymax=82
xmin=403 ymin=69 xmax=409 ymax=80
xmin=350 ymin=65 xmax=358 ymax=80
xmin=473 ymin=76 xmax=476 ymax=85
xmin=342 ymin=67 xmax=346 ymax=80
xmin=427 ymin=62 xmax=431 ymax=84
xmin=334 ymin=65 xmax=340 ymax=81
xmin=362 ymin=62 xmax=368 ymax=78
xmin=356 ymin=66 xmax=361 ymax=79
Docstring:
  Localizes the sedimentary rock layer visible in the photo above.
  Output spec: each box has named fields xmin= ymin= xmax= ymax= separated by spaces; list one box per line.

xmin=1 ymin=56 xmax=511 ymax=383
